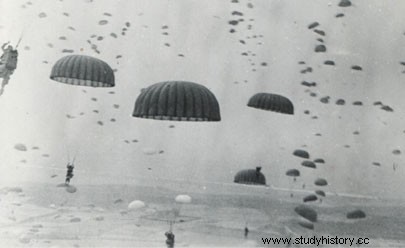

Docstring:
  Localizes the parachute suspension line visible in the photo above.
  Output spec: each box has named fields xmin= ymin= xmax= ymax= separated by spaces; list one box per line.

xmin=14 ymin=35 xmax=23 ymax=49
xmin=239 ymin=197 xmax=248 ymax=228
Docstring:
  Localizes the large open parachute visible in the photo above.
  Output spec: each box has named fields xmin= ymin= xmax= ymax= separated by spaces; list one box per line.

xmin=247 ymin=93 xmax=294 ymax=115
xmin=294 ymin=205 xmax=318 ymax=222
xmin=132 ymin=81 xmax=221 ymax=121
xmin=234 ymin=167 xmax=266 ymax=185
xmin=50 ymin=55 xmax=115 ymax=87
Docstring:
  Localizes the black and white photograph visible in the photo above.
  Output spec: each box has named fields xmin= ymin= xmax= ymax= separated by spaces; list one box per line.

xmin=0 ymin=0 xmax=405 ymax=247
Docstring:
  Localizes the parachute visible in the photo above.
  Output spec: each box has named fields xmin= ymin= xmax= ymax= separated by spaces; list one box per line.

xmin=298 ymin=221 xmax=314 ymax=230
xmin=303 ymin=194 xmax=318 ymax=202
xmin=247 ymin=93 xmax=294 ymax=115
xmin=234 ymin=167 xmax=266 ymax=185
xmin=315 ymin=190 xmax=326 ymax=197
xmin=50 ymin=55 xmax=115 ymax=87
xmin=301 ymin=160 xmax=316 ymax=169
xmin=314 ymin=178 xmax=328 ymax=186
xmin=294 ymin=205 xmax=317 ymax=222
xmin=286 ymin=169 xmax=300 ymax=177
xmin=132 ymin=81 xmax=221 ymax=121
xmin=175 ymin=195 xmax=192 ymax=204
xmin=313 ymin=158 xmax=325 ymax=164
xmin=346 ymin=209 xmax=366 ymax=219
xmin=338 ymin=0 xmax=352 ymax=7
xmin=293 ymin=149 xmax=310 ymax=159
xmin=65 ymin=185 xmax=77 ymax=193
xmin=14 ymin=143 xmax=27 ymax=151
xmin=128 ymin=200 xmax=146 ymax=210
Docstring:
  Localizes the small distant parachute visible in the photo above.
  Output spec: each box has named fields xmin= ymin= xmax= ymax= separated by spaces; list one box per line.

xmin=298 ymin=221 xmax=314 ymax=230
xmin=313 ymin=29 xmax=325 ymax=36
xmin=303 ymin=194 xmax=318 ymax=202
xmin=286 ymin=169 xmax=300 ymax=177
xmin=247 ymin=93 xmax=294 ymax=115
xmin=314 ymin=45 xmax=326 ymax=53
xmin=338 ymin=0 xmax=352 ymax=7
xmin=351 ymin=65 xmax=362 ymax=71
xmin=175 ymin=195 xmax=192 ymax=204
xmin=294 ymin=205 xmax=317 ymax=222
xmin=314 ymin=178 xmax=328 ymax=186
xmin=301 ymin=161 xmax=316 ymax=169
xmin=62 ymin=49 xmax=74 ymax=53
xmin=128 ymin=200 xmax=146 ymax=210
xmin=315 ymin=190 xmax=326 ymax=197
xmin=336 ymin=13 xmax=344 ymax=18
xmin=381 ymin=105 xmax=393 ymax=112
xmin=313 ymin=158 xmax=325 ymax=164
xmin=132 ymin=81 xmax=220 ymax=121
xmin=336 ymin=99 xmax=345 ymax=105
xmin=14 ymin=143 xmax=27 ymax=151
xmin=98 ymin=20 xmax=108 ymax=25
xmin=324 ymin=60 xmax=335 ymax=66
xmin=66 ymin=185 xmax=77 ymax=193
xmin=320 ymin=96 xmax=330 ymax=104
xmin=38 ymin=12 xmax=47 ymax=18
xmin=392 ymin=149 xmax=401 ymax=155
xmin=346 ymin=209 xmax=366 ymax=219
xmin=50 ymin=55 xmax=115 ymax=87
xmin=293 ymin=149 xmax=309 ymax=159
xmin=372 ymin=162 xmax=381 ymax=166
xmin=307 ymin=22 xmax=319 ymax=29
xmin=234 ymin=167 xmax=266 ymax=185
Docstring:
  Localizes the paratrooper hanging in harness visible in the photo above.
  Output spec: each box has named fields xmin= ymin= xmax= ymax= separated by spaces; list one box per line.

xmin=0 ymin=41 xmax=19 ymax=96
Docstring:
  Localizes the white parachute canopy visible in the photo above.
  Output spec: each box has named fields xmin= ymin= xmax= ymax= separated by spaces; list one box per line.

xmin=14 ymin=143 xmax=27 ymax=151
xmin=128 ymin=200 xmax=146 ymax=210
xmin=142 ymin=148 xmax=157 ymax=155
xmin=175 ymin=194 xmax=192 ymax=204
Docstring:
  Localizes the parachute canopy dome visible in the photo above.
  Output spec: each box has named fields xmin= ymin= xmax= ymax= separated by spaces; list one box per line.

xmin=315 ymin=190 xmax=326 ymax=197
xmin=346 ymin=209 xmax=366 ymax=219
xmin=247 ymin=93 xmax=294 ymax=115
xmin=234 ymin=167 xmax=266 ymax=185
xmin=50 ymin=55 xmax=115 ymax=87
xmin=302 ymin=160 xmax=316 ymax=169
xmin=293 ymin=149 xmax=310 ymax=159
xmin=128 ymin=200 xmax=146 ymax=210
xmin=303 ymin=194 xmax=318 ymax=202
xmin=132 ymin=81 xmax=221 ymax=121
xmin=294 ymin=205 xmax=317 ymax=222
xmin=298 ymin=221 xmax=314 ymax=230
xmin=14 ymin=143 xmax=27 ymax=151
xmin=175 ymin=195 xmax=192 ymax=204
xmin=286 ymin=169 xmax=300 ymax=177
xmin=65 ymin=185 xmax=77 ymax=193
xmin=314 ymin=178 xmax=328 ymax=186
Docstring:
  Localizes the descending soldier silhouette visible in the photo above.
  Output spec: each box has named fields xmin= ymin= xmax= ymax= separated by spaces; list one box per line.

xmin=0 ymin=41 xmax=19 ymax=96
xmin=65 ymin=163 xmax=74 ymax=185
xmin=165 ymin=221 xmax=175 ymax=248
xmin=244 ymin=226 xmax=249 ymax=238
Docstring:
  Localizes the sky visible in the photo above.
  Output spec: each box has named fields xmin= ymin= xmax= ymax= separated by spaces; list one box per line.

xmin=0 ymin=0 xmax=405 ymax=199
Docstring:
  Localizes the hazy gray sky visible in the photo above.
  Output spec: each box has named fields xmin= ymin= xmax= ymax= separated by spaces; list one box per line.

xmin=1 ymin=0 xmax=404 ymax=199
